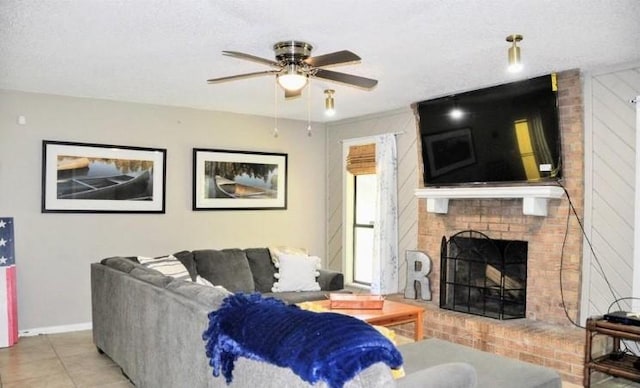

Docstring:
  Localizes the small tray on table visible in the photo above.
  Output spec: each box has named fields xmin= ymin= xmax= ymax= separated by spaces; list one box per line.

xmin=329 ymin=293 xmax=385 ymax=310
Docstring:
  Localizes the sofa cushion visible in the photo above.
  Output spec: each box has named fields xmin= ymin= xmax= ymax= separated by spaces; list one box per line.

xmin=103 ymin=256 xmax=169 ymax=276
xmin=245 ymin=248 xmax=277 ymax=293
xmin=194 ymin=249 xmax=255 ymax=293
xmin=397 ymin=362 xmax=477 ymax=388
xmin=399 ymin=338 xmax=560 ymax=388
xmin=172 ymin=250 xmax=198 ymax=281
xmin=100 ymin=257 xmax=139 ymax=273
xmin=129 ymin=267 xmax=173 ymax=288
xmin=166 ymin=278 xmax=231 ymax=308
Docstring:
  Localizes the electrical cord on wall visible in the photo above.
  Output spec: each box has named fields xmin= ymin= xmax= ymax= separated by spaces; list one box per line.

xmin=557 ymin=181 xmax=624 ymax=329
xmin=607 ymin=297 xmax=640 ymax=314
xmin=558 ymin=184 xmax=640 ymax=356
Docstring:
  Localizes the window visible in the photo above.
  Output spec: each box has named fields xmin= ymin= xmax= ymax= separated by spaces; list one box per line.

xmin=353 ymin=174 xmax=377 ymax=285
xmin=343 ymin=141 xmax=377 ymax=288
xmin=342 ymin=135 xmax=398 ymax=293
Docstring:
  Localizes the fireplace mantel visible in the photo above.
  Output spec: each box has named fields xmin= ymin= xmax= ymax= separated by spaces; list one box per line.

xmin=414 ymin=185 xmax=565 ymax=216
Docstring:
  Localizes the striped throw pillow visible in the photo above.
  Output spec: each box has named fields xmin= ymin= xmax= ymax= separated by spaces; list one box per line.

xmin=138 ymin=255 xmax=191 ymax=281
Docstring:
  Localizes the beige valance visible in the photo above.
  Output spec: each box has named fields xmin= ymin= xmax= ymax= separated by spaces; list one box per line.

xmin=346 ymin=143 xmax=376 ymax=175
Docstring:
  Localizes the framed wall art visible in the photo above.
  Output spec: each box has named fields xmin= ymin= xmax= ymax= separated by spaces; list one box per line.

xmin=193 ymin=148 xmax=287 ymax=210
xmin=42 ymin=140 xmax=166 ymax=213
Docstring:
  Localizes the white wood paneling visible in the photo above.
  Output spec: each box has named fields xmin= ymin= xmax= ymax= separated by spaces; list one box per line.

xmin=582 ymin=64 xmax=640 ymax=321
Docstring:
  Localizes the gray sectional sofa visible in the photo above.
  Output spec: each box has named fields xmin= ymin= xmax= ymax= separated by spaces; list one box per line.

xmin=173 ymin=248 xmax=345 ymax=303
xmin=91 ymin=247 xmax=562 ymax=388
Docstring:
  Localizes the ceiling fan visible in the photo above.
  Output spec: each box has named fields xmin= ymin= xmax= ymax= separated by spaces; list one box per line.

xmin=207 ymin=40 xmax=378 ymax=98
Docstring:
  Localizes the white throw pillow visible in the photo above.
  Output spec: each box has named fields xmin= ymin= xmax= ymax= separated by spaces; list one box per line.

xmin=269 ymin=246 xmax=308 ymax=265
xmin=195 ymin=276 xmax=231 ymax=293
xmin=138 ymin=255 xmax=191 ymax=281
xmin=272 ymin=254 xmax=321 ymax=292
xmin=195 ymin=275 xmax=215 ymax=287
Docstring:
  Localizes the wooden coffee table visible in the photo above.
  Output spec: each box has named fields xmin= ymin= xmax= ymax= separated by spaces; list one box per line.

xmin=313 ymin=299 xmax=424 ymax=341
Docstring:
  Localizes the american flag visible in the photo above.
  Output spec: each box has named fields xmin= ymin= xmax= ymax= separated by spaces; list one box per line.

xmin=0 ymin=217 xmax=17 ymax=347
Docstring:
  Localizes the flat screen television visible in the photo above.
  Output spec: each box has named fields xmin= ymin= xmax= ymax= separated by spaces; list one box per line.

xmin=417 ymin=74 xmax=561 ymax=187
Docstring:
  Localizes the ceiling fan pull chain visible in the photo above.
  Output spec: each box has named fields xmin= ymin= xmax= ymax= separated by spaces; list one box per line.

xmin=307 ymin=79 xmax=312 ymax=137
xmin=273 ymin=79 xmax=279 ymax=138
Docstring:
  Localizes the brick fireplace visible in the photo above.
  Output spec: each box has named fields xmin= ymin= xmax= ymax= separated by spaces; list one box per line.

xmin=440 ymin=231 xmax=528 ymax=320
xmin=411 ymin=69 xmax=587 ymax=384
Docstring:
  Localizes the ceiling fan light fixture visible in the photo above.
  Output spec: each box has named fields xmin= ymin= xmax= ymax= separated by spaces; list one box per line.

xmin=207 ymin=40 xmax=378 ymax=107
xmin=325 ymin=89 xmax=335 ymax=116
xmin=506 ymin=34 xmax=523 ymax=73
xmin=277 ymin=64 xmax=308 ymax=91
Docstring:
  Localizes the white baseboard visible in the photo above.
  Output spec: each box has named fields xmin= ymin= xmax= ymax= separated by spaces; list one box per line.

xmin=19 ymin=322 xmax=92 ymax=337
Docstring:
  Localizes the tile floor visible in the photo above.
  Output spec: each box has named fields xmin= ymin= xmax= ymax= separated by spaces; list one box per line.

xmin=1 ymin=330 xmax=640 ymax=387
xmin=0 ymin=330 xmax=132 ymax=387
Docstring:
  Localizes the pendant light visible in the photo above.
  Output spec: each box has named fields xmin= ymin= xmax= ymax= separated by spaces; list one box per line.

xmin=506 ymin=34 xmax=523 ymax=73
xmin=324 ymin=89 xmax=335 ymax=116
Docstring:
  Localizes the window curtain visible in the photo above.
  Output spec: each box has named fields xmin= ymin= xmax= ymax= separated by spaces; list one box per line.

xmin=371 ymin=133 xmax=399 ymax=294
xmin=634 ymin=96 xmax=640 ymax=312
xmin=346 ymin=143 xmax=376 ymax=175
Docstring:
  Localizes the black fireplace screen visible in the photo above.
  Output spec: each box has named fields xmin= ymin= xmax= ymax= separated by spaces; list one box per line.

xmin=440 ymin=230 xmax=527 ymax=320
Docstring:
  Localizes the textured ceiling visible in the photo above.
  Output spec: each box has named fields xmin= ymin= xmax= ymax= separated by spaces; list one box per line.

xmin=1 ymin=1 xmax=639 ymax=123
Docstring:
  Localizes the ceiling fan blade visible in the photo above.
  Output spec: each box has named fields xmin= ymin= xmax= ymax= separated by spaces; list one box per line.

xmin=313 ymin=69 xmax=378 ymax=89
xmin=222 ymin=51 xmax=280 ymax=67
xmin=284 ymin=89 xmax=303 ymax=99
xmin=304 ymin=50 xmax=361 ymax=68
xmin=207 ymin=70 xmax=278 ymax=84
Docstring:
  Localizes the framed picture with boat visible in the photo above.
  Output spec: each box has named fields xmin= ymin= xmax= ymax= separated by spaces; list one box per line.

xmin=42 ymin=140 xmax=167 ymax=213
xmin=193 ymin=148 xmax=287 ymax=210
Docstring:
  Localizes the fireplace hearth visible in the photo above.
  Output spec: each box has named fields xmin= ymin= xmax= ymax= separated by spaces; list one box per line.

xmin=440 ymin=230 xmax=527 ymax=319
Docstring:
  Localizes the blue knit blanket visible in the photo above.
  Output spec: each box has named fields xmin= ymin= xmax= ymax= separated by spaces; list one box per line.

xmin=202 ymin=293 xmax=403 ymax=388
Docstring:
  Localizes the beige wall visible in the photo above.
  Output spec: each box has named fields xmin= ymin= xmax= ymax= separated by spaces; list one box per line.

xmin=0 ymin=90 xmax=326 ymax=331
